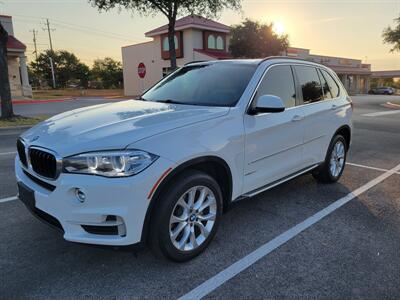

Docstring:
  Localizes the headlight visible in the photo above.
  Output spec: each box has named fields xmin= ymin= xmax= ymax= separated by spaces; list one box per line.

xmin=63 ymin=150 xmax=158 ymax=177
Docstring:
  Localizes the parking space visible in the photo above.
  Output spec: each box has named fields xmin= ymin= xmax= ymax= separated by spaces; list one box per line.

xmin=206 ymin=175 xmax=400 ymax=299
xmin=1 ymin=95 xmax=400 ymax=298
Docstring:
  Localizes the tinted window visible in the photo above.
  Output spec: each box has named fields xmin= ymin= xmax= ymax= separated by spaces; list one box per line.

xmin=142 ymin=63 xmax=257 ymax=107
xmin=256 ymin=65 xmax=296 ymax=108
xmin=320 ymin=69 xmax=340 ymax=98
xmin=295 ymin=66 xmax=323 ymax=103
xmin=318 ymin=69 xmax=332 ymax=99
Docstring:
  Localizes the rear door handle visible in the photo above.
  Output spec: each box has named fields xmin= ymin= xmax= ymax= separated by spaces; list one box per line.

xmin=291 ymin=115 xmax=304 ymax=122
xmin=331 ymin=104 xmax=338 ymax=110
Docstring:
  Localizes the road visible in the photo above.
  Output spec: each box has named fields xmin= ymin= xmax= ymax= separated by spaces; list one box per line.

xmin=0 ymin=95 xmax=399 ymax=299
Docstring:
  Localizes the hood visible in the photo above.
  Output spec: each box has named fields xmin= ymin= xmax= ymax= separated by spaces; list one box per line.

xmin=21 ymin=100 xmax=230 ymax=156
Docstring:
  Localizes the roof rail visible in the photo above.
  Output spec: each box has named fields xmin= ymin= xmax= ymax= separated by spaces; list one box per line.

xmin=184 ymin=60 xmax=209 ymax=66
xmin=258 ymin=56 xmax=316 ymax=65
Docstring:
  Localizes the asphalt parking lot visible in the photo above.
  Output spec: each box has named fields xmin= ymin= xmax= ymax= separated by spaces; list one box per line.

xmin=1 ymin=95 xmax=399 ymax=299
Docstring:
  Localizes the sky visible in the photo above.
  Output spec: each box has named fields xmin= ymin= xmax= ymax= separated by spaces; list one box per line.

xmin=1 ymin=0 xmax=399 ymax=71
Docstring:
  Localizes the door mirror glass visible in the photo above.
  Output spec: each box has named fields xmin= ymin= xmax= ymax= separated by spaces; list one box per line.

xmin=251 ymin=94 xmax=285 ymax=114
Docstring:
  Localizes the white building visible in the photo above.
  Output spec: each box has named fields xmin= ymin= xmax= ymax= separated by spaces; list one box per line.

xmin=122 ymin=15 xmax=231 ymax=96
xmin=0 ymin=15 xmax=32 ymax=98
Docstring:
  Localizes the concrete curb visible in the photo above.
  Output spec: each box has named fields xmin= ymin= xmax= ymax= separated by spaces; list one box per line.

xmin=0 ymin=125 xmax=32 ymax=131
xmin=12 ymin=98 xmax=73 ymax=105
xmin=386 ymin=101 xmax=400 ymax=108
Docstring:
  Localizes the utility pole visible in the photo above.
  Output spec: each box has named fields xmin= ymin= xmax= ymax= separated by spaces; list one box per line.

xmin=49 ymin=57 xmax=56 ymax=89
xmin=43 ymin=19 xmax=55 ymax=52
xmin=43 ymin=19 xmax=56 ymax=88
xmin=30 ymin=29 xmax=38 ymax=61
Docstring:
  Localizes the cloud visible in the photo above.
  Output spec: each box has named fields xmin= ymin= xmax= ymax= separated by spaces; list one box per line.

xmin=308 ymin=17 xmax=344 ymax=24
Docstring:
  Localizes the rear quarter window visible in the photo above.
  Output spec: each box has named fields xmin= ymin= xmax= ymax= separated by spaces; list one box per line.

xmin=320 ymin=69 xmax=340 ymax=98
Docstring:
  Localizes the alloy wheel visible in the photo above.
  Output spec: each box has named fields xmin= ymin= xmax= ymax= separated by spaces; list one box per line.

xmin=329 ymin=140 xmax=345 ymax=178
xmin=169 ymin=186 xmax=217 ymax=252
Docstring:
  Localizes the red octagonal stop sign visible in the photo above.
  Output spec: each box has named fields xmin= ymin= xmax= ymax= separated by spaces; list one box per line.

xmin=138 ymin=62 xmax=146 ymax=78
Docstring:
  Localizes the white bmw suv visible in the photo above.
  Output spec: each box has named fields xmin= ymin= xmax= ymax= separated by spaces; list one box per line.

xmin=16 ymin=58 xmax=352 ymax=261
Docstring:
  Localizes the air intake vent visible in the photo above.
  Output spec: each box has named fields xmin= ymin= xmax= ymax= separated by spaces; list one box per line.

xmin=17 ymin=139 xmax=27 ymax=167
xmin=29 ymin=148 xmax=58 ymax=179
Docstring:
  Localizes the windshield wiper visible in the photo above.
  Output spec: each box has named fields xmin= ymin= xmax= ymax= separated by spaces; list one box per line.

xmin=156 ymin=99 xmax=185 ymax=105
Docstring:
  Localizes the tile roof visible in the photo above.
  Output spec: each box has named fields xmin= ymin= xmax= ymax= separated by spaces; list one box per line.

xmin=145 ymin=15 xmax=230 ymax=37
xmin=7 ymin=35 xmax=26 ymax=51
xmin=194 ymin=49 xmax=232 ymax=60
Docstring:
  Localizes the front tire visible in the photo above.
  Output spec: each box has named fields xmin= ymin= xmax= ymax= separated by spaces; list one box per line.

xmin=149 ymin=170 xmax=222 ymax=262
xmin=313 ymin=135 xmax=347 ymax=183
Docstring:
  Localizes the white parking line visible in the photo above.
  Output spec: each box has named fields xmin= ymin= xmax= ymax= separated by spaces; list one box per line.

xmin=178 ymin=162 xmax=400 ymax=300
xmin=0 ymin=195 xmax=18 ymax=203
xmin=347 ymin=162 xmax=400 ymax=174
xmin=362 ymin=110 xmax=400 ymax=117
xmin=0 ymin=151 xmax=16 ymax=156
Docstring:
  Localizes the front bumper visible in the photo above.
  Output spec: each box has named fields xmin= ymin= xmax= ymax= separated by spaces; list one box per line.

xmin=15 ymin=156 xmax=175 ymax=246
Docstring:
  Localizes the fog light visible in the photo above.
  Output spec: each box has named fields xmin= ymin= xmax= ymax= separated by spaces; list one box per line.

xmin=75 ymin=188 xmax=86 ymax=203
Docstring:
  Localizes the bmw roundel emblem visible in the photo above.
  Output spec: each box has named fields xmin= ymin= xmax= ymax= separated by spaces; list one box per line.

xmin=30 ymin=136 xmax=39 ymax=142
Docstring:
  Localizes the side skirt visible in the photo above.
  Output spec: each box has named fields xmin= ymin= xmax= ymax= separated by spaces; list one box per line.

xmin=235 ymin=164 xmax=320 ymax=201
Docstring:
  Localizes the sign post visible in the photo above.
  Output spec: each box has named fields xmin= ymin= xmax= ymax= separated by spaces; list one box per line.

xmin=138 ymin=62 xmax=146 ymax=93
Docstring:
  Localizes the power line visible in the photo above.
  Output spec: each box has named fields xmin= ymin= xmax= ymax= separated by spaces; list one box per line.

xmin=13 ymin=16 xmax=144 ymax=44
xmin=53 ymin=22 xmax=141 ymax=43
xmin=13 ymin=14 xmax=144 ymax=41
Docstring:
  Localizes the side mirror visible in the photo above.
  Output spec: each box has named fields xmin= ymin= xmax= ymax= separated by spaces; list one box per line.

xmin=250 ymin=95 xmax=285 ymax=115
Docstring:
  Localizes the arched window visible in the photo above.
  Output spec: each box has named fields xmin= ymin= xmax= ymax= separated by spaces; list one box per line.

xmin=208 ymin=34 xmax=216 ymax=49
xmin=162 ymin=36 xmax=169 ymax=51
xmin=216 ymin=36 xmax=224 ymax=50
xmin=162 ymin=35 xmax=178 ymax=51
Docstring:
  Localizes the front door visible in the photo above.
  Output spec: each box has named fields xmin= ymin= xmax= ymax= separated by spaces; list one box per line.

xmin=243 ymin=65 xmax=305 ymax=194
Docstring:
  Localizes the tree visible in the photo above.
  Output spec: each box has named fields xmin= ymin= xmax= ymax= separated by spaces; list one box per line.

xmin=382 ymin=14 xmax=400 ymax=52
xmin=89 ymin=0 xmax=242 ymax=69
xmin=0 ymin=22 xmax=14 ymax=118
xmin=91 ymin=57 xmax=123 ymax=88
xmin=30 ymin=50 xmax=90 ymax=88
xmin=229 ymin=19 xmax=289 ymax=58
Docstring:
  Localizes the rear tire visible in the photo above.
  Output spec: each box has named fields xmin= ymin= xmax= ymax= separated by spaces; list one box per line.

xmin=149 ymin=170 xmax=222 ymax=262
xmin=313 ymin=135 xmax=347 ymax=183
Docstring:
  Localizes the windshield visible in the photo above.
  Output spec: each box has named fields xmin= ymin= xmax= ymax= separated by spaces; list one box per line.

xmin=141 ymin=63 xmax=257 ymax=107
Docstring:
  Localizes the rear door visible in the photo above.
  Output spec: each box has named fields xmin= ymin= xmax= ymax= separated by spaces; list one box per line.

xmin=294 ymin=65 xmax=346 ymax=166
xmin=243 ymin=65 xmax=305 ymax=194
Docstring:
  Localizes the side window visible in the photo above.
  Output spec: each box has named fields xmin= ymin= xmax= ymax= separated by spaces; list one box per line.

xmin=255 ymin=65 xmax=296 ymax=108
xmin=162 ymin=36 xmax=169 ymax=51
xmin=162 ymin=36 xmax=178 ymax=51
xmin=216 ymin=36 xmax=224 ymax=50
xmin=318 ymin=69 xmax=332 ymax=99
xmin=320 ymin=69 xmax=340 ymax=98
xmin=208 ymin=35 xmax=216 ymax=49
xmin=294 ymin=66 xmax=323 ymax=103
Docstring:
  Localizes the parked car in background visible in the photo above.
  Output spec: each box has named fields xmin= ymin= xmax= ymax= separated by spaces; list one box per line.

xmin=16 ymin=58 xmax=352 ymax=262
xmin=369 ymin=86 xmax=395 ymax=95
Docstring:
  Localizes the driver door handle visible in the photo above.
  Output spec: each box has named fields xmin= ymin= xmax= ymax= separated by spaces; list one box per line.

xmin=291 ymin=115 xmax=304 ymax=122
